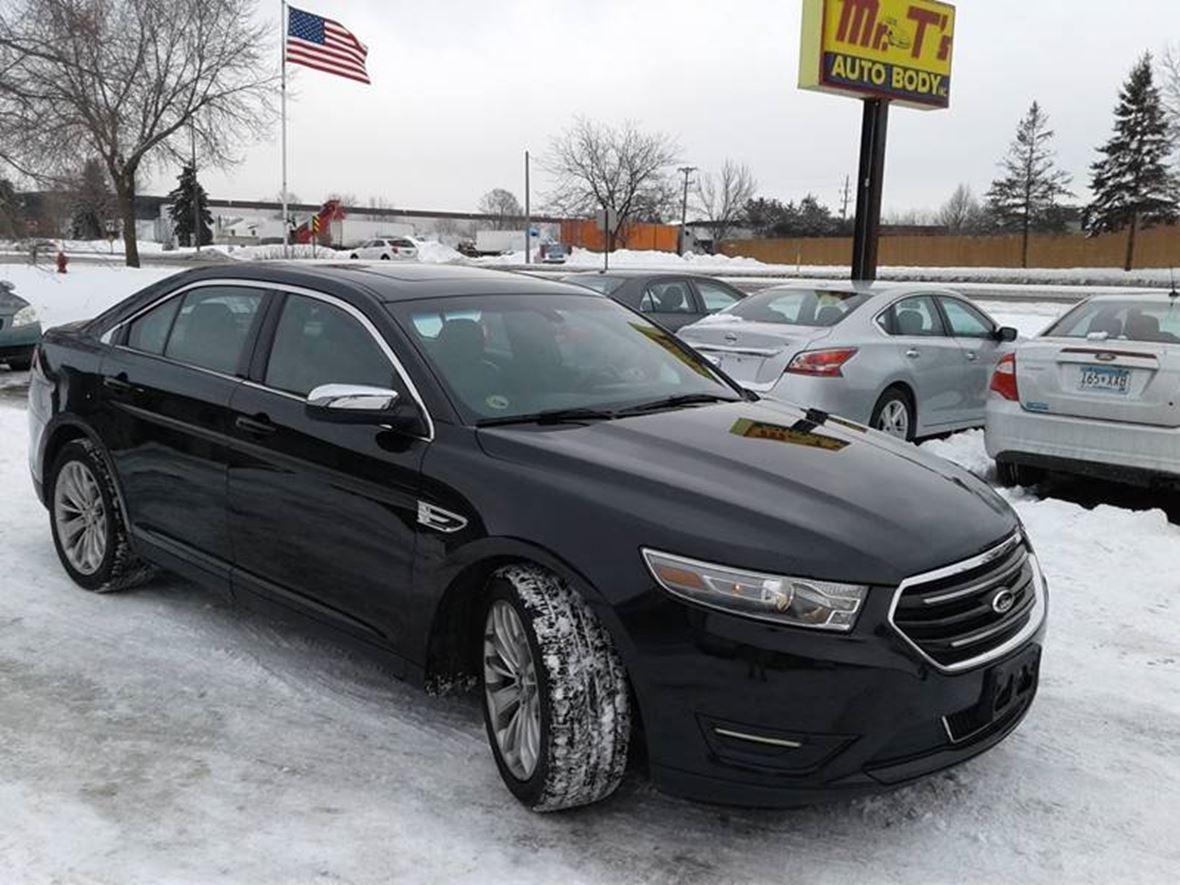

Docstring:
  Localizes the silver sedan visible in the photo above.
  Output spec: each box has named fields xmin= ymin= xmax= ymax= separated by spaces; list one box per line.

xmin=986 ymin=292 xmax=1180 ymax=486
xmin=678 ymin=283 xmax=1017 ymax=440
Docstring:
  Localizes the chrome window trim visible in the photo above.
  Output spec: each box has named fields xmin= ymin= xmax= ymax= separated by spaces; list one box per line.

xmin=886 ymin=531 xmax=1046 ymax=674
xmin=103 ymin=278 xmax=436 ymax=441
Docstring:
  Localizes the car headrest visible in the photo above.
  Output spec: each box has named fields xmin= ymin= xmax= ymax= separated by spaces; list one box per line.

xmin=435 ymin=318 xmax=485 ymax=362
xmin=896 ymin=309 xmax=926 ymax=336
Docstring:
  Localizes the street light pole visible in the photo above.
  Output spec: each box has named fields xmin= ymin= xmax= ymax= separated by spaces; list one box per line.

xmin=524 ymin=149 xmax=531 ymax=265
xmin=677 ymin=165 xmax=697 ymax=256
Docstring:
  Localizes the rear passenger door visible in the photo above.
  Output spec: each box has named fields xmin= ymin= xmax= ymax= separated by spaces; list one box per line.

xmin=637 ymin=277 xmax=701 ymax=330
xmin=227 ymin=288 xmax=427 ymax=648
xmin=100 ymin=284 xmax=268 ymax=582
xmin=877 ymin=295 xmax=965 ymax=430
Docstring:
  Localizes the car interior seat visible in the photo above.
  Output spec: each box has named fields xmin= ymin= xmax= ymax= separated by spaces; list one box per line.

xmin=1124 ymin=311 xmax=1161 ymax=342
xmin=656 ymin=285 xmax=687 ymax=312
xmin=171 ymin=302 xmax=238 ymax=373
xmin=1086 ymin=313 xmax=1124 ymax=339
xmin=896 ymin=309 xmax=927 ymax=336
xmin=815 ymin=305 xmax=844 ymax=326
xmin=435 ymin=318 xmax=501 ymax=408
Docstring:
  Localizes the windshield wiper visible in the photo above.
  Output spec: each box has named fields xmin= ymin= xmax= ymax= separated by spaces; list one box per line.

xmin=613 ymin=393 xmax=739 ymax=417
xmin=477 ymin=407 xmax=618 ymax=427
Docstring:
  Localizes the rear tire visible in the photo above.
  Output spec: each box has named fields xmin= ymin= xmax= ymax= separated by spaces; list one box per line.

xmin=870 ymin=386 xmax=915 ymax=442
xmin=48 ymin=439 xmax=155 ymax=593
xmin=349 ymin=253 xmax=358 ymax=259
xmin=5 ymin=356 xmax=32 ymax=371
xmin=480 ymin=564 xmax=631 ymax=812
xmin=380 ymin=253 xmax=391 ymax=260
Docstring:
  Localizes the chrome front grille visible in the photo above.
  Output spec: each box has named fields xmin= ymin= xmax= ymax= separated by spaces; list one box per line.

xmin=890 ymin=533 xmax=1044 ymax=672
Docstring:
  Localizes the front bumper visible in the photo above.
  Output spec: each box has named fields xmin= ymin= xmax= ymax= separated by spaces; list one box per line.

xmin=986 ymin=396 xmax=1180 ymax=481
xmin=619 ymin=568 xmax=1046 ymax=808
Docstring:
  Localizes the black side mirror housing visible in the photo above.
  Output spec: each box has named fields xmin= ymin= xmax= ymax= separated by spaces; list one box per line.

xmin=996 ymin=326 xmax=1018 ymax=342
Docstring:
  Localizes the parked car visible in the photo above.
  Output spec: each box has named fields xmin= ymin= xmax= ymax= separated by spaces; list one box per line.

xmin=539 ymin=243 xmax=568 ymax=264
xmin=29 ymin=263 xmax=1045 ymax=811
xmin=678 ymin=284 xmax=1018 ymax=441
xmin=560 ymin=271 xmax=747 ymax=330
xmin=0 ymin=279 xmax=42 ymax=370
xmin=987 ymin=291 xmax=1180 ymax=487
xmin=349 ymin=238 xmax=418 ymax=260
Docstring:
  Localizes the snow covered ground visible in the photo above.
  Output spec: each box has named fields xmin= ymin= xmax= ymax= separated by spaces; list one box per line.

xmin=1 ymin=392 xmax=1178 ymax=881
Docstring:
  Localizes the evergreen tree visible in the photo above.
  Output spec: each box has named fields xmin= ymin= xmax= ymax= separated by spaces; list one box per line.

xmin=167 ymin=163 xmax=213 ymax=247
xmin=986 ymin=103 xmax=1073 ymax=267
xmin=69 ymin=159 xmax=114 ymax=240
xmin=1084 ymin=54 xmax=1179 ymax=270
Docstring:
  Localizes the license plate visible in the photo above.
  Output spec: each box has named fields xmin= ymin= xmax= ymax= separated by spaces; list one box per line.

xmin=1079 ymin=365 xmax=1129 ymax=394
xmin=944 ymin=646 xmax=1040 ymax=743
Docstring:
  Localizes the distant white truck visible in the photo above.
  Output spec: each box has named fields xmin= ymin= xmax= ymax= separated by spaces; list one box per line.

xmin=475 ymin=229 xmax=540 ymax=256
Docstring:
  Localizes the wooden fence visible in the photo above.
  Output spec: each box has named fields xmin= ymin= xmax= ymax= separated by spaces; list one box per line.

xmin=719 ymin=226 xmax=1180 ymax=269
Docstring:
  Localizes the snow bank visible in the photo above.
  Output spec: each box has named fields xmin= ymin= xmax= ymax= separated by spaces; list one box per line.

xmin=0 ymin=265 xmax=178 ymax=328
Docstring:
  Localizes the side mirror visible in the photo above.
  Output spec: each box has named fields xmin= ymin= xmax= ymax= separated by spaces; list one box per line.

xmin=306 ymin=383 xmax=416 ymax=428
xmin=0 ymin=280 xmax=14 ymax=293
xmin=995 ymin=326 xmax=1018 ymax=342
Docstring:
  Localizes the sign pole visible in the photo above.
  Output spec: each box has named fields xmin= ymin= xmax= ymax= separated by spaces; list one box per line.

xmin=850 ymin=98 xmax=889 ymax=282
xmin=524 ymin=150 xmax=531 ymax=265
xmin=280 ymin=0 xmax=289 ymax=258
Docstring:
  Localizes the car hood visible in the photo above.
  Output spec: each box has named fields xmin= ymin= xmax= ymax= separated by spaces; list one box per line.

xmin=476 ymin=399 xmax=1016 ymax=586
xmin=0 ymin=290 xmax=29 ymax=313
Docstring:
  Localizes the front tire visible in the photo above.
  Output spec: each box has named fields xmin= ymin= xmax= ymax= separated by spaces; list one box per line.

xmin=5 ymin=356 xmax=32 ymax=371
xmin=349 ymin=253 xmax=359 ymax=259
xmin=48 ymin=439 xmax=154 ymax=592
xmin=481 ymin=564 xmax=631 ymax=811
xmin=870 ymin=386 xmax=915 ymax=441
xmin=996 ymin=460 xmax=1042 ymax=487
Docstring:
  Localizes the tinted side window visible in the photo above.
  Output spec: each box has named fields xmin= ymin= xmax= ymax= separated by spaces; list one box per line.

xmin=126 ymin=296 xmax=182 ymax=354
xmin=697 ymin=281 xmax=741 ymax=313
xmin=639 ymin=280 xmax=695 ymax=314
xmin=886 ymin=296 xmax=945 ymax=337
xmin=265 ymin=294 xmax=396 ymax=396
xmin=164 ymin=287 xmax=263 ymax=374
xmin=940 ymin=298 xmax=995 ymax=338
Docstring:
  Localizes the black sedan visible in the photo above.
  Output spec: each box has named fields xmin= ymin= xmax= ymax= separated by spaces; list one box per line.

xmin=28 ymin=263 xmax=1046 ymax=811
xmin=559 ymin=270 xmax=747 ymax=329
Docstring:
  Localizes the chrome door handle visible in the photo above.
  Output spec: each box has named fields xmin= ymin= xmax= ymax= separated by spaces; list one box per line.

xmin=905 ymin=349 xmax=920 ymax=358
xmin=965 ymin=352 xmax=978 ymax=361
xmin=235 ymin=415 xmax=276 ymax=436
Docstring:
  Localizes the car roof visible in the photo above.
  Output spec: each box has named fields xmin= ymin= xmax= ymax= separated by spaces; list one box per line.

xmin=560 ymin=269 xmax=731 ymax=281
xmin=176 ymin=261 xmax=594 ymax=302
xmin=1081 ymin=290 xmax=1180 ymax=304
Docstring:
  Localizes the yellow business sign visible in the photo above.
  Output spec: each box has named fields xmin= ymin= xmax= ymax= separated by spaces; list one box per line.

xmin=799 ymin=0 xmax=955 ymax=110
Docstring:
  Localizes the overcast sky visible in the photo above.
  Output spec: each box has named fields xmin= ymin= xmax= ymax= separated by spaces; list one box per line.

xmin=189 ymin=0 xmax=1180 ymax=218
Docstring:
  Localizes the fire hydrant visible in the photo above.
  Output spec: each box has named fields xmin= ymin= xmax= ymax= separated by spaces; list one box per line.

xmin=56 ymin=250 xmax=68 ymax=274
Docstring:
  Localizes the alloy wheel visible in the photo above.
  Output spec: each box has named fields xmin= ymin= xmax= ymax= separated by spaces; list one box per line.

xmin=483 ymin=599 xmax=542 ymax=780
xmin=877 ymin=399 xmax=910 ymax=439
xmin=53 ymin=460 xmax=108 ymax=575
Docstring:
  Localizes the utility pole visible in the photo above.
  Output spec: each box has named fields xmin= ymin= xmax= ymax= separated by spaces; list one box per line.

xmin=839 ymin=174 xmax=852 ymax=224
xmin=677 ymin=165 xmax=697 ymax=256
xmin=524 ymin=150 xmax=531 ymax=265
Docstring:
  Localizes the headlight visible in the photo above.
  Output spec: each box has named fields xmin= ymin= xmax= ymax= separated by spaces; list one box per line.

xmin=642 ymin=549 xmax=867 ymax=631
xmin=11 ymin=305 xmax=37 ymax=327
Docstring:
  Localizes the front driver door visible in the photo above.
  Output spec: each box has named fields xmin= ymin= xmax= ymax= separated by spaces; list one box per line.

xmin=938 ymin=295 xmax=1005 ymax=425
xmin=227 ymin=288 xmax=428 ymax=649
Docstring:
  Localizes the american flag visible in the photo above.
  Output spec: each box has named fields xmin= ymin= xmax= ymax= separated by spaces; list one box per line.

xmin=286 ymin=6 xmax=370 ymax=84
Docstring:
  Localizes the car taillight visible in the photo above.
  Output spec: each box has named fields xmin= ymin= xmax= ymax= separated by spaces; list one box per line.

xmin=785 ymin=348 xmax=858 ymax=377
xmin=990 ymin=352 xmax=1019 ymax=400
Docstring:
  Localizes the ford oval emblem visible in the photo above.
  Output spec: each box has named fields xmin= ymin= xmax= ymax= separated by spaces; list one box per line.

xmin=1095 ymin=352 xmax=1117 ymax=362
xmin=991 ymin=588 xmax=1016 ymax=615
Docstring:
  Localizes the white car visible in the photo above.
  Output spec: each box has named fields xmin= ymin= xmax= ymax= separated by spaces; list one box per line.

xmin=986 ymin=292 xmax=1180 ymax=487
xmin=348 ymin=238 xmax=418 ymax=261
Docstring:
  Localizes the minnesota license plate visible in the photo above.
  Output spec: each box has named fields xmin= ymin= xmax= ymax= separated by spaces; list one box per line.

xmin=1079 ymin=366 xmax=1129 ymax=394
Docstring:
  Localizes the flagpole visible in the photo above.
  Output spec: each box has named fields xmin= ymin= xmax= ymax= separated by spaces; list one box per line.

xmin=280 ymin=0 xmax=289 ymax=258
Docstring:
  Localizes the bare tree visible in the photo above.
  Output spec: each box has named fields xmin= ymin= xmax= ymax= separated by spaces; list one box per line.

xmin=936 ymin=183 xmax=984 ymax=233
xmin=1161 ymin=45 xmax=1180 ymax=153
xmin=477 ymin=188 xmax=523 ymax=229
xmin=545 ymin=117 xmax=679 ymax=245
xmin=0 ymin=0 xmax=275 ymax=266
xmin=694 ymin=160 xmax=756 ymax=245
xmin=365 ymin=195 xmax=396 ymax=221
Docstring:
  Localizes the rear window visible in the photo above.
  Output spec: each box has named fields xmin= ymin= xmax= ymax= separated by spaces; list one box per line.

xmin=725 ymin=288 xmax=870 ymax=327
xmin=562 ymin=274 xmax=623 ymax=295
xmin=1045 ymin=300 xmax=1180 ymax=344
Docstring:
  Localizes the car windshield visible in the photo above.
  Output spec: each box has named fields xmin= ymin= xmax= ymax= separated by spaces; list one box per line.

xmin=1045 ymin=299 xmax=1180 ymax=344
xmin=562 ymin=274 xmax=624 ymax=295
xmin=722 ymin=288 xmax=871 ymax=327
xmin=390 ymin=293 xmax=739 ymax=423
